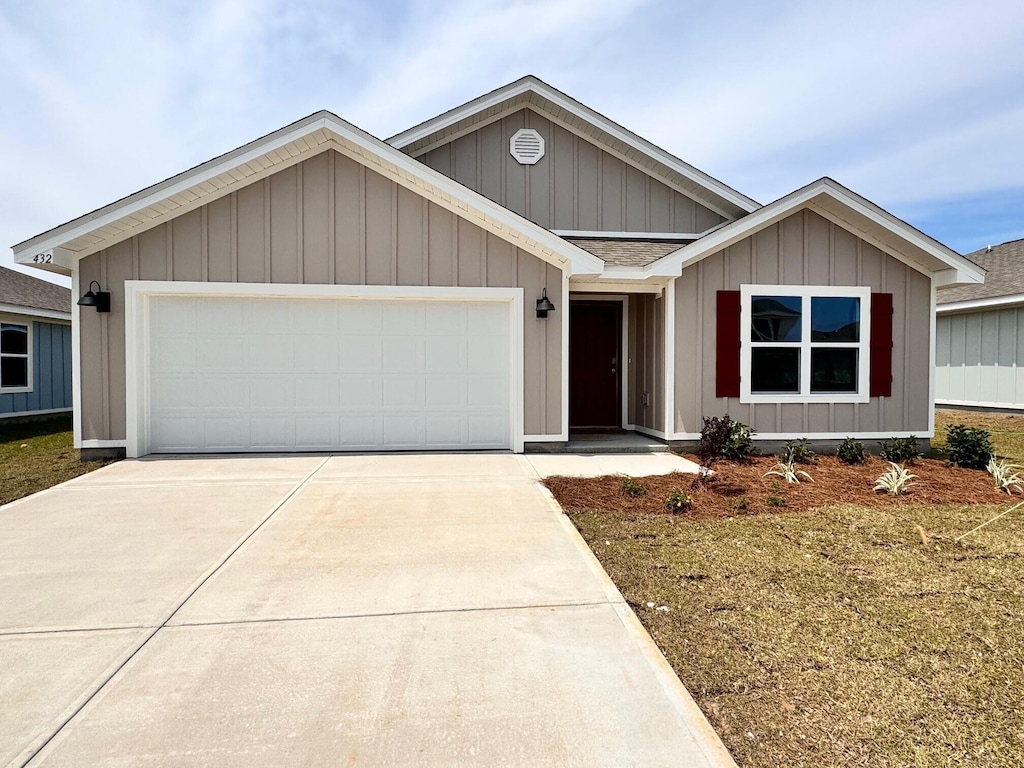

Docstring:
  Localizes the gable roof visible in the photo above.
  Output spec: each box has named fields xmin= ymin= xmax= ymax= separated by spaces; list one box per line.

xmin=387 ymin=75 xmax=760 ymax=221
xmin=937 ymin=239 xmax=1021 ymax=309
xmin=564 ymin=238 xmax=690 ymax=268
xmin=12 ymin=112 xmax=605 ymax=278
xmin=0 ymin=264 xmax=71 ymax=317
xmin=632 ymin=178 xmax=985 ymax=286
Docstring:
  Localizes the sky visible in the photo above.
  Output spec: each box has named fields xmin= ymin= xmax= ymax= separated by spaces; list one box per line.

xmin=2 ymin=0 xmax=1024 ymax=288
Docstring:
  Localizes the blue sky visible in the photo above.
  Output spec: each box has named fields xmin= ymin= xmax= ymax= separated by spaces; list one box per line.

xmin=3 ymin=0 xmax=1024 ymax=286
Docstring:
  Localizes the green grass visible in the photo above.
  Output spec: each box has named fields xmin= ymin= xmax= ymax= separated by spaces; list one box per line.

xmin=0 ymin=416 xmax=113 ymax=505
xmin=562 ymin=410 xmax=1024 ymax=767
xmin=934 ymin=409 xmax=1024 ymax=463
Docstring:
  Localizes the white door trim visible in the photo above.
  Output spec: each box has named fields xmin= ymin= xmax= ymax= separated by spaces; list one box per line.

xmin=125 ymin=281 xmax=525 ymax=458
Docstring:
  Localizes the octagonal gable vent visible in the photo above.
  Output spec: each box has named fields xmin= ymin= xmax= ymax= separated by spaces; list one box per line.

xmin=510 ymin=128 xmax=545 ymax=165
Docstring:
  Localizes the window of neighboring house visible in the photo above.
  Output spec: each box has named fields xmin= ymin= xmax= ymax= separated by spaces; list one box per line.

xmin=0 ymin=321 xmax=30 ymax=390
xmin=739 ymin=285 xmax=871 ymax=404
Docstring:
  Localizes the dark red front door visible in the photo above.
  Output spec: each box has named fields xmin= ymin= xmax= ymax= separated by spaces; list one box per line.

xmin=569 ymin=301 xmax=622 ymax=428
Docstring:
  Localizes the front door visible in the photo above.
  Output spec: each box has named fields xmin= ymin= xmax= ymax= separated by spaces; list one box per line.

xmin=569 ymin=301 xmax=622 ymax=428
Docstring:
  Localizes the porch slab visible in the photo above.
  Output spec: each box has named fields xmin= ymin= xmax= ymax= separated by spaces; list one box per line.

xmin=525 ymin=452 xmax=701 ymax=479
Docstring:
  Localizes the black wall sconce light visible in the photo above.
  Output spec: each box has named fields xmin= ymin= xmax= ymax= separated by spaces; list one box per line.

xmin=535 ymin=288 xmax=556 ymax=319
xmin=77 ymin=281 xmax=111 ymax=313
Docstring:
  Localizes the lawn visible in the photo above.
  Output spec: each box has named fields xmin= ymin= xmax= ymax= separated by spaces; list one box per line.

xmin=549 ymin=412 xmax=1024 ymax=767
xmin=0 ymin=416 xmax=113 ymax=505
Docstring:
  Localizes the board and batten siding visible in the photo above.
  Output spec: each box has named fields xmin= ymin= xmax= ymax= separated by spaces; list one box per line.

xmin=417 ymin=109 xmax=726 ymax=234
xmin=628 ymin=293 xmax=665 ymax=431
xmin=78 ymin=149 xmax=563 ymax=443
xmin=674 ymin=209 xmax=932 ymax=436
xmin=936 ymin=306 xmax=1024 ymax=408
xmin=0 ymin=320 xmax=72 ymax=416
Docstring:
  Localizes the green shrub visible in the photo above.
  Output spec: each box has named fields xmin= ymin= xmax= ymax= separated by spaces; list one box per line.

xmin=698 ymin=415 xmax=756 ymax=463
xmin=945 ymin=424 xmax=993 ymax=469
xmin=766 ymin=495 xmax=786 ymax=507
xmin=879 ymin=436 xmax=921 ymax=464
xmin=781 ymin=438 xmax=815 ymax=464
xmin=837 ymin=437 xmax=866 ymax=464
xmin=620 ymin=476 xmax=646 ymax=497
xmin=665 ymin=489 xmax=693 ymax=513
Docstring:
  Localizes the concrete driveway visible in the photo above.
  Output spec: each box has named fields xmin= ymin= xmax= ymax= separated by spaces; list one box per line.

xmin=1 ymin=453 xmax=732 ymax=767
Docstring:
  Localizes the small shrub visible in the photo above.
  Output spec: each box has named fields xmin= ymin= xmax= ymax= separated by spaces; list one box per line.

xmin=781 ymin=438 xmax=816 ymax=464
xmin=732 ymin=497 xmax=748 ymax=511
xmin=874 ymin=462 xmax=916 ymax=495
xmin=698 ymin=415 xmax=756 ymax=463
xmin=620 ymin=476 xmax=646 ymax=497
xmin=836 ymin=437 xmax=866 ymax=465
xmin=764 ymin=457 xmax=813 ymax=484
xmin=987 ymin=458 xmax=1023 ymax=494
xmin=766 ymin=495 xmax=786 ymax=507
xmin=879 ymin=436 xmax=922 ymax=464
xmin=946 ymin=424 xmax=994 ymax=469
xmin=665 ymin=489 xmax=693 ymax=513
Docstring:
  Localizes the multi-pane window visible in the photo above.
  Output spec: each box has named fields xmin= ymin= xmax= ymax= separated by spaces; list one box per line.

xmin=0 ymin=322 xmax=30 ymax=390
xmin=740 ymin=286 xmax=870 ymax=403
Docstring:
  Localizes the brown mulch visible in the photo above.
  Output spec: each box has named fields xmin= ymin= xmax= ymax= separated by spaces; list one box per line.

xmin=544 ymin=455 xmax=1015 ymax=519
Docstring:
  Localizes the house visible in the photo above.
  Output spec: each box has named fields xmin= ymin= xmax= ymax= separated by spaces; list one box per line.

xmin=10 ymin=77 xmax=984 ymax=458
xmin=936 ymin=238 xmax=1024 ymax=409
xmin=0 ymin=265 xmax=72 ymax=420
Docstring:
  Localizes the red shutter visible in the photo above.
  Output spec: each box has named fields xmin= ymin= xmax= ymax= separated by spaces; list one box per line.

xmin=716 ymin=291 xmax=741 ymax=398
xmin=869 ymin=293 xmax=893 ymax=397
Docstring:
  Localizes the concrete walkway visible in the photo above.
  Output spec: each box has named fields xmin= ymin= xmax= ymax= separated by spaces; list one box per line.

xmin=1 ymin=454 xmax=732 ymax=767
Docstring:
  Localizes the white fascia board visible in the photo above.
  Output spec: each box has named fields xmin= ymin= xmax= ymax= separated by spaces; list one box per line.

xmin=13 ymin=246 xmax=74 ymax=272
xmin=0 ymin=304 xmax=71 ymax=322
xmin=552 ymin=230 xmax=704 ymax=240
xmin=936 ymin=294 xmax=1024 ymax=313
xmin=388 ymin=76 xmax=760 ymax=216
xmin=569 ymin=280 xmax=666 ymax=294
xmin=643 ymin=178 xmax=985 ymax=283
xmin=12 ymin=112 xmax=605 ymax=279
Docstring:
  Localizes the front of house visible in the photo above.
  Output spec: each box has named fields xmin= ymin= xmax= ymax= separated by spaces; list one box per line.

xmin=12 ymin=77 xmax=983 ymax=458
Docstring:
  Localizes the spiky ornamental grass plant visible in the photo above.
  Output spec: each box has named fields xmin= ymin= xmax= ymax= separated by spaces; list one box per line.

xmin=873 ymin=462 xmax=916 ymax=495
xmin=987 ymin=458 xmax=1024 ymax=495
xmin=764 ymin=456 xmax=813 ymax=484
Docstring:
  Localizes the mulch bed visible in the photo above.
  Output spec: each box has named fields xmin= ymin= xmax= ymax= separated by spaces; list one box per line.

xmin=544 ymin=455 xmax=1015 ymax=519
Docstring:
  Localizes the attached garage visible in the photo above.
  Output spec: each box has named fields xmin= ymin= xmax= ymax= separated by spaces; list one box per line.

xmin=126 ymin=284 xmax=524 ymax=457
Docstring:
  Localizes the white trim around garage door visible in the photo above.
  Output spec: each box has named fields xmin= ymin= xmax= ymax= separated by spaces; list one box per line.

xmin=124 ymin=281 xmax=525 ymax=458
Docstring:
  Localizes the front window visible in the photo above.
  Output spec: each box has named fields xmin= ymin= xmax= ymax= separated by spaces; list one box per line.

xmin=741 ymin=286 xmax=870 ymax=403
xmin=0 ymin=322 xmax=30 ymax=390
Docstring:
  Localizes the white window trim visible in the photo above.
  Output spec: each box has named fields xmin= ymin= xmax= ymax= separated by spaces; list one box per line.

xmin=739 ymin=285 xmax=871 ymax=405
xmin=0 ymin=315 xmax=32 ymax=394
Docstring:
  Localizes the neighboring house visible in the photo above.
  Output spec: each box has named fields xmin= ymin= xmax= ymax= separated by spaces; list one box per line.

xmin=11 ymin=76 xmax=983 ymax=458
xmin=0 ymin=265 xmax=72 ymax=420
xmin=937 ymin=238 xmax=1024 ymax=409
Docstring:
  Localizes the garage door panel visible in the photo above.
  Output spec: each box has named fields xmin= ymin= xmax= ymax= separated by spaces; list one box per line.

xmin=147 ymin=296 xmax=513 ymax=453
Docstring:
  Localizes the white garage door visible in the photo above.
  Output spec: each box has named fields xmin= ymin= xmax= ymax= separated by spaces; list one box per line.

xmin=146 ymin=295 xmax=512 ymax=452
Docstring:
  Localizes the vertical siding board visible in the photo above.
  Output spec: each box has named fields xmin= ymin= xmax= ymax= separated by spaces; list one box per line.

xmin=78 ymin=254 xmax=104 ymax=439
xmin=551 ymin=121 xmax=576 ymax=229
xmin=236 ymin=183 xmax=266 ymax=283
xmin=503 ymin=111 xmax=528 ymax=218
xmin=395 ymin=185 xmax=425 ymax=286
xmin=600 ymin=155 xmax=623 ymax=229
xmin=269 ymin=166 xmax=299 ymax=283
xmin=625 ymin=165 xmax=648 ymax=232
xmin=753 ymin=227 xmax=779 ymax=284
xmin=576 ymin=140 xmax=600 ymax=230
xmin=334 ymin=153 xmax=362 ymax=285
xmin=363 ymin=171 xmax=394 ymax=285
xmin=137 ymin=226 xmax=168 ymax=280
xmin=207 ymin=196 xmax=233 ymax=282
xmin=33 ymin=322 xmax=49 ymax=410
xmin=693 ymin=202 xmax=722 ymax=232
xmin=545 ymin=262 xmax=562 ymax=432
xmin=427 ymin=204 xmax=455 ymax=286
xmin=526 ymin=113 xmax=552 ymax=228
xmin=106 ymin=240 xmax=133 ymax=440
xmin=485 ymin=235 xmax=515 ymax=286
xmin=806 ymin=212 xmax=830 ymax=284
xmin=479 ymin=121 xmax=504 ymax=206
xmin=519 ymin=253 xmax=545 ymax=434
xmin=301 ymin=152 xmax=331 ymax=284
xmin=457 ymin=219 xmax=483 ymax=287
xmin=171 ymin=209 xmax=203 ymax=281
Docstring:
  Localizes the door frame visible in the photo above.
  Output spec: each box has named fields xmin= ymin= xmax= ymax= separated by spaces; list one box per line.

xmin=124 ymin=281 xmax=525 ymax=458
xmin=568 ymin=294 xmax=629 ymax=430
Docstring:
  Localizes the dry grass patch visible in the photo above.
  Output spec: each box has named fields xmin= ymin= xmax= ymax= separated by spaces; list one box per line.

xmin=0 ymin=416 xmax=113 ymax=505
xmin=567 ymin=502 xmax=1024 ymax=767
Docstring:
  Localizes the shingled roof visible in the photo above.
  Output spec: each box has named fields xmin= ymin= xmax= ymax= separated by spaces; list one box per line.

xmin=0 ymin=265 xmax=71 ymax=315
xmin=563 ymin=237 xmax=691 ymax=268
xmin=937 ymin=239 xmax=1020 ymax=305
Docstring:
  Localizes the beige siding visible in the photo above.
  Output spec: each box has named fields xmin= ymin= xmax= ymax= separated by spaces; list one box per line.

xmin=628 ymin=294 xmax=665 ymax=431
xmin=79 ymin=150 xmax=563 ymax=442
xmin=674 ymin=209 xmax=932 ymax=436
xmin=418 ymin=109 xmax=725 ymax=233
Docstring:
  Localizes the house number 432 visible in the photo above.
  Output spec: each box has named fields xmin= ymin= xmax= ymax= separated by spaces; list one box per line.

xmin=32 ymin=252 xmax=53 ymax=263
